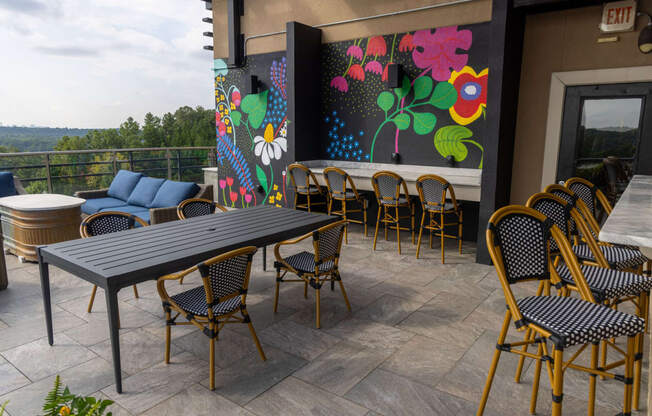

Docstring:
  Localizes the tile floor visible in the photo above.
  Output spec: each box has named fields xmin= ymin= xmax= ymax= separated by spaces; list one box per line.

xmin=0 ymin=224 xmax=647 ymax=415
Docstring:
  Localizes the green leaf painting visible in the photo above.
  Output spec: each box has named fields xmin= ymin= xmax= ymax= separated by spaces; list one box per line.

xmin=230 ymin=110 xmax=242 ymax=127
xmin=413 ymin=76 xmax=433 ymax=100
xmin=376 ymin=91 xmax=394 ymax=113
xmin=213 ymin=58 xmax=228 ymax=76
xmin=394 ymin=75 xmax=410 ymax=100
xmin=392 ymin=113 xmax=410 ymax=130
xmin=241 ymin=90 xmax=268 ymax=129
xmin=412 ymin=112 xmax=437 ymax=135
xmin=433 ymin=126 xmax=484 ymax=168
xmin=429 ymin=82 xmax=458 ymax=109
xmin=256 ymin=164 xmax=268 ymax=194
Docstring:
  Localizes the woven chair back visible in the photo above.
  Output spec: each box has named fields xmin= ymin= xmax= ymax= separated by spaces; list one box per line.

xmin=81 ymin=211 xmax=147 ymax=238
xmin=372 ymin=171 xmax=408 ymax=204
xmin=178 ymin=198 xmax=226 ymax=220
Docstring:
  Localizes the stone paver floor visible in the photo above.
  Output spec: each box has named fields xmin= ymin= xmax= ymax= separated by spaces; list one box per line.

xmin=0 ymin=224 xmax=648 ymax=415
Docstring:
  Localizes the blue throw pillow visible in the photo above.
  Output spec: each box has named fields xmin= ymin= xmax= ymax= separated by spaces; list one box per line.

xmin=0 ymin=172 xmax=17 ymax=197
xmin=107 ymin=170 xmax=143 ymax=201
xmin=126 ymin=177 xmax=165 ymax=208
xmin=150 ymin=180 xmax=200 ymax=208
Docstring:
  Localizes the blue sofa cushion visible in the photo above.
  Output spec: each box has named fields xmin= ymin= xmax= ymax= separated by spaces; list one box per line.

xmin=0 ymin=172 xmax=17 ymax=197
xmin=150 ymin=180 xmax=199 ymax=208
xmin=100 ymin=205 xmax=150 ymax=225
xmin=107 ymin=170 xmax=143 ymax=201
xmin=126 ymin=177 xmax=165 ymax=208
xmin=82 ymin=197 xmax=128 ymax=215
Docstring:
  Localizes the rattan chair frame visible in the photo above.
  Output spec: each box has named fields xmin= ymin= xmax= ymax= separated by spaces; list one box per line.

xmin=80 ymin=211 xmax=148 ymax=314
xmin=323 ymin=167 xmax=368 ymax=243
xmin=177 ymin=197 xmax=227 ymax=220
xmin=478 ymin=205 xmax=639 ymax=416
xmin=371 ymin=171 xmax=416 ymax=255
xmin=273 ymin=219 xmax=351 ymax=328
xmin=156 ymin=245 xmax=266 ymax=390
xmin=287 ymin=163 xmax=327 ymax=212
xmin=415 ymin=174 xmax=463 ymax=263
xmin=520 ymin=192 xmax=648 ymax=408
xmin=565 ymin=177 xmax=614 ymax=218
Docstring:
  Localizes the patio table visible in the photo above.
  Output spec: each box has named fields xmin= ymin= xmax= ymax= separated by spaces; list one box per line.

xmin=598 ymin=174 xmax=652 ymax=410
xmin=37 ymin=205 xmax=337 ymax=393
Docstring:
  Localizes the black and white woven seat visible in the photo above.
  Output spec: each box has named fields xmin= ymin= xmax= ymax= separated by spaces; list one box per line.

xmin=573 ymin=243 xmax=648 ymax=270
xmin=517 ymin=295 xmax=644 ymax=348
xmin=177 ymin=198 xmax=227 ymax=220
xmin=274 ymin=251 xmax=334 ymax=274
xmin=555 ymin=262 xmax=652 ymax=302
xmin=156 ymin=246 xmax=266 ymax=391
xmin=323 ymin=167 xmax=369 ymax=242
xmin=274 ymin=220 xmax=350 ymax=328
xmin=171 ymin=286 xmax=242 ymax=316
xmin=288 ymin=163 xmax=327 ymax=212
xmin=379 ymin=196 xmax=412 ymax=205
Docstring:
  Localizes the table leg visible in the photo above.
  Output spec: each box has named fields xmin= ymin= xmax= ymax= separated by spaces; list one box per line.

xmin=105 ymin=289 xmax=123 ymax=394
xmin=263 ymin=246 xmax=267 ymax=271
xmin=38 ymin=253 xmax=53 ymax=345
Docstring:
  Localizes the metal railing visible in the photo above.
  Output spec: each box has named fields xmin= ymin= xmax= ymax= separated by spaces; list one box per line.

xmin=0 ymin=147 xmax=217 ymax=195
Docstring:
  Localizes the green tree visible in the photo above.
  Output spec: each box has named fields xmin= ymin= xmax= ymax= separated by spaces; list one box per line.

xmin=142 ymin=112 xmax=162 ymax=147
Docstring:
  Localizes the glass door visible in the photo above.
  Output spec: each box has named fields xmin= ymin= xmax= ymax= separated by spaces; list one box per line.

xmin=557 ymin=83 xmax=652 ymax=192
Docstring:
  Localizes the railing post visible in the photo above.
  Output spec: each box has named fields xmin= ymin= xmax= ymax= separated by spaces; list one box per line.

xmin=112 ymin=152 xmax=118 ymax=176
xmin=128 ymin=151 xmax=134 ymax=172
xmin=44 ymin=154 xmax=53 ymax=193
xmin=176 ymin=150 xmax=182 ymax=181
xmin=166 ymin=150 xmax=172 ymax=180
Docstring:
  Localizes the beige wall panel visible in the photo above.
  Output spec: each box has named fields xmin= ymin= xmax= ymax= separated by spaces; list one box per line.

xmin=212 ymin=0 xmax=491 ymax=57
xmin=511 ymin=1 xmax=652 ymax=204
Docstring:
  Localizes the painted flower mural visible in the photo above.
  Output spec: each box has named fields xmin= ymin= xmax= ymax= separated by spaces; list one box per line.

xmin=411 ymin=27 xmax=472 ymax=81
xmin=254 ymin=122 xmax=287 ymax=165
xmin=448 ymin=66 xmax=488 ymax=125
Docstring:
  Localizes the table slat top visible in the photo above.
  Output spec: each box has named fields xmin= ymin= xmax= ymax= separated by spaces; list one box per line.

xmin=599 ymin=175 xmax=652 ymax=248
xmin=39 ymin=205 xmax=337 ymax=286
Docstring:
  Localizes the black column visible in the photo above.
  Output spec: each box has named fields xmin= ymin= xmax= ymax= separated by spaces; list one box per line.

xmin=476 ymin=0 xmax=525 ymax=264
xmin=286 ymin=21 xmax=322 ymax=161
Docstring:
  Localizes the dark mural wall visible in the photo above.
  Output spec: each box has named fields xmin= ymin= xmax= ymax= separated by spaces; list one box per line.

xmin=320 ymin=23 xmax=489 ymax=167
xmin=214 ymin=23 xmax=489 ymax=209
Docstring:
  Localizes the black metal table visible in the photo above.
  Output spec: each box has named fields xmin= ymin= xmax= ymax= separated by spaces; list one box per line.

xmin=37 ymin=205 xmax=337 ymax=393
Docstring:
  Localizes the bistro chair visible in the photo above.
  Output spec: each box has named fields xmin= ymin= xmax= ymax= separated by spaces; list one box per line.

xmin=323 ymin=167 xmax=368 ymax=243
xmin=371 ymin=171 xmax=416 ymax=255
xmin=565 ymin=177 xmax=613 ymax=221
xmin=544 ymin=184 xmax=648 ymax=272
xmin=177 ymin=198 xmax=227 ymax=220
xmin=521 ymin=192 xmax=651 ymax=408
xmin=273 ymin=220 xmax=351 ymax=329
xmin=415 ymin=174 xmax=463 ymax=262
xmin=81 ymin=211 xmax=147 ymax=313
xmin=156 ymin=246 xmax=266 ymax=390
xmin=287 ymin=163 xmax=327 ymax=212
xmin=477 ymin=205 xmax=643 ymax=416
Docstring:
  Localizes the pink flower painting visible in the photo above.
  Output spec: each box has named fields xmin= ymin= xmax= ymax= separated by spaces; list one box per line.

xmin=364 ymin=61 xmax=383 ymax=75
xmin=245 ymin=194 xmax=252 ymax=204
xmin=346 ymin=44 xmax=363 ymax=60
xmin=330 ymin=76 xmax=348 ymax=93
xmin=231 ymin=89 xmax=241 ymax=106
xmin=411 ymin=26 xmax=472 ymax=81
xmin=219 ymin=179 xmax=226 ymax=189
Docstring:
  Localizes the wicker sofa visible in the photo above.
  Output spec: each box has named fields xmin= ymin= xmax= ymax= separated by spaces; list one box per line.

xmin=75 ymin=170 xmax=213 ymax=225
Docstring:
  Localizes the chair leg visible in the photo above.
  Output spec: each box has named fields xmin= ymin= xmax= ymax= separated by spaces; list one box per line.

xmin=293 ymin=193 xmax=298 ymax=210
xmin=458 ymin=210 xmax=463 ymax=254
xmin=411 ymin=203 xmax=415 ymax=244
xmin=315 ymin=287 xmax=321 ymax=329
xmin=416 ymin=211 xmax=426 ymax=259
xmin=132 ymin=285 xmax=139 ymax=299
xmin=633 ymin=291 xmax=646 ymax=410
xmin=514 ymin=282 xmax=545 ymax=383
xmin=342 ymin=199 xmax=348 ymax=244
xmin=477 ymin=310 xmax=511 ymax=416
xmin=244 ymin=309 xmax=266 ymax=361
xmin=164 ymin=308 xmax=171 ymax=364
xmin=395 ymin=206 xmax=401 ymax=255
xmin=384 ymin=207 xmax=388 ymax=241
xmin=273 ymin=271 xmax=280 ymax=313
xmin=307 ymin=193 xmax=311 ymax=213
xmin=429 ymin=212 xmax=434 ymax=249
xmin=588 ymin=342 xmax=598 ymax=416
xmin=529 ymin=342 xmax=543 ymax=414
xmin=599 ymin=339 xmax=607 ymax=379
xmin=363 ymin=202 xmax=368 ymax=237
xmin=337 ymin=273 xmax=352 ymax=311
xmin=87 ymin=285 xmax=98 ymax=313
xmin=551 ymin=346 xmax=564 ymax=416
xmin=327 ymin=196 xmax=332 ymax=215
xmin=623 ymin=335 xmax=636 ymax=416
xmin=373 ymin=206 xmax=381 ymax=251
xmin=209 ymin=323 xmax=215 ymax=390
xmin=440 ymin=211 xmax=445 ymax=264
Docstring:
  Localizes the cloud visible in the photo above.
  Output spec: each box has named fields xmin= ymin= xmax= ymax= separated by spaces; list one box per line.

xmin=33 ymin=45 xmax=99 ymax=57
xmin=0 ymin=0 xmax=61 ymax=17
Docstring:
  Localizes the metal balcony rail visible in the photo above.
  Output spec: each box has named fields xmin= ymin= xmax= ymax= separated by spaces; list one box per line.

xmin=0 ymin=147 xmax=218 ymax=194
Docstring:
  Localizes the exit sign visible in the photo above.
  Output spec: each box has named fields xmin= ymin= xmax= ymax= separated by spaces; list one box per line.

xmin=600 ymin=0 xmax=637 ymax=33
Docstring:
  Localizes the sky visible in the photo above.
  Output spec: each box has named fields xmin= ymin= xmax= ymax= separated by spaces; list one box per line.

xmin=582 ymin=98 xmax=642 ymax=130
xmin=0 ymin=0 xmax=215 ymax=128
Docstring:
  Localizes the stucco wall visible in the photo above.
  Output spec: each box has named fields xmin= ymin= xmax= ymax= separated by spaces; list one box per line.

xmin=510 ymin=2 xmax=652 ymax=204
xmin=211 ymin=0 xmax=491 ymax=57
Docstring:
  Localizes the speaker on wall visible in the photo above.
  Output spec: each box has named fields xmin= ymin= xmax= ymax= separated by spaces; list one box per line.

xmin=386 ymin=63 xmax=403 ymax=88
xmin=249 ymin=75 xmax=259 ymax=94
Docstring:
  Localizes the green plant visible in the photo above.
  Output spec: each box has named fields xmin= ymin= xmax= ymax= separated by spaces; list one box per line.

xmin=42 ymin=376 xmax=113 ymax=416
xmin=433 ymin=125 xmax=484 ymax=168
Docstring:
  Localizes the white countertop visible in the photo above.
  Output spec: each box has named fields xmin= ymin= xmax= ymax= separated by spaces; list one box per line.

xmin=599 ymin=175 xmax=652 ymax=249
xmin=0 ymin=194 xmax=86 ymax=211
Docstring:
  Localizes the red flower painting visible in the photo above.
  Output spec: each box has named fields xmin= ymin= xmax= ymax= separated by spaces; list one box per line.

xmin=448 ymin=66 xmax=488 ymax=125
xmin=411 ymin=26 xmax=472 ymax=81
xmin=347 ymin=64 xmax=365 ymax=81
xmin=366 ymin=36 xmax=387 ymax=56
xmin=330 ymin=76 xmax=348 ymax=92
xmin=398 ymin=33 xmax=414 ymax=52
